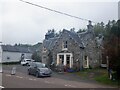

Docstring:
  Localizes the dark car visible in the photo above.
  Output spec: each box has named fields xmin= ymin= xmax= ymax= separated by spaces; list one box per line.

xmin=28 ymin=62 xmax=52 ymax=77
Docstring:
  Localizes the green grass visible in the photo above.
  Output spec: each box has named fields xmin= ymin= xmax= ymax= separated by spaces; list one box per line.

xmin=75 ymin=68 xmax=120 ymax=86
xmin=95 ymin=73 xmax=119 ymax=86
xmin=75 ymin=71 xmax=88 ymax=77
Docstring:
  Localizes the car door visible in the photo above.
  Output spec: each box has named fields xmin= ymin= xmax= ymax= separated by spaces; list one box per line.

xmin=29 ymin=63 xmax=35 ymax=74
xmin=32 ymin=63 xmax=37 ymax=75
xmin=29 ymin=63 xmax=34 ymax=74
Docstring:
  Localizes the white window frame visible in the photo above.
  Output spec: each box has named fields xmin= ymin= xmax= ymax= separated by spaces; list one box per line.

xmin=83 ymin=56 xmax=89 ymax=68
xmin=62 ymin=41 xmax=68 ymax=51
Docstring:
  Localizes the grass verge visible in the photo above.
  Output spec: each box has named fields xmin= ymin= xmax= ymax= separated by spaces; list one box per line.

xmin=95 ymin=73 xmax=120 ymax=86
xmin=75 ymin=68 xmax=120 ymax=87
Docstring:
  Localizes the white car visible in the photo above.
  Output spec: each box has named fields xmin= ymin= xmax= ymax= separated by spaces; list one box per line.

xmin=21 ymin=59 xmax=34 ymax=66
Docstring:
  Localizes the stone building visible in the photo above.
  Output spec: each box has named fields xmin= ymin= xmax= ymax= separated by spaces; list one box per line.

xmin=42 ymin=21 xmax=102 ymax=71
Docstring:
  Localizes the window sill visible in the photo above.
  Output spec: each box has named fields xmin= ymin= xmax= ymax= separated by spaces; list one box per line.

xmin=62 ymin=48 xmax=68 ymax=51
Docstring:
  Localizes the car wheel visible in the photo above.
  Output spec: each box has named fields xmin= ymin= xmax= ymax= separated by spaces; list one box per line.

xmin=48 ymin=75 xmax=51 ymax=77
xmin=36 ymin=72 xmax=39 ymax=78
xmin=26 ymin=64 xmax=29 ymax=66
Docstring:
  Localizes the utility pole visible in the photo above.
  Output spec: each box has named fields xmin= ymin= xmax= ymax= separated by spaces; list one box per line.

xmin=106 ymin=56 xmax=109 ymax=70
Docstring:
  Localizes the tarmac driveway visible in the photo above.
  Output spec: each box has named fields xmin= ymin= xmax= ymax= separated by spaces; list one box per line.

xmin=2 ymin=64 xmax=115 ymax=88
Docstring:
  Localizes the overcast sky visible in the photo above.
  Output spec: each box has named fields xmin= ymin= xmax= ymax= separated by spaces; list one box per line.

xmin=0 ymin=0 xmax=119 ymax=45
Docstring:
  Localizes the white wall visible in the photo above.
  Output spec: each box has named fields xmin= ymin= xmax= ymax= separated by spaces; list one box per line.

xmin=2 ymin=51 xmax=32 ymax=63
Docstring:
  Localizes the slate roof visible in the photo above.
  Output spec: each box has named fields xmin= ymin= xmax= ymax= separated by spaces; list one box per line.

xmin=63 ymin=29 xmax=85 ymax=48
xmin=43 ymin=37 xmax=58 ymax=50
xmin=1 ymin=45 xmax=32 ymax=53
xmin=43 ymin=29 xmax=87 ymax=50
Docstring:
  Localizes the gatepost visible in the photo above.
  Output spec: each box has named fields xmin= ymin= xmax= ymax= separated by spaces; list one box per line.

xmin=11 ymin=66 xmax=16 ymax=75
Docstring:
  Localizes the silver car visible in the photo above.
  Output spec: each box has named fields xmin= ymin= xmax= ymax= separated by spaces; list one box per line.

xmin=28 ymin=62 xmax=52 ymax=77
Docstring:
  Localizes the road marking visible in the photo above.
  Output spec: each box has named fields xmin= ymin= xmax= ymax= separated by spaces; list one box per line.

xmin=33 ymin=79 xmax=36 ymax=81
xmin=29 ymin=78 xmax=33 ymax=80
xmin=6 ymin=74 xmax=11 ymax=77
xmin=64 ymin=84 xmax=76 ymax=88
xmin=29 ymin=78 xmax=35 ymax=81
xmin=65 ymin=85 xmax=68 ymax=86
xmin=0 ymin=86 xmax=5 ymax=88
xmin=68 ymin=85 xmax=76 ymax=88
xmin=16 ymin=76 xmax=23 ymax=79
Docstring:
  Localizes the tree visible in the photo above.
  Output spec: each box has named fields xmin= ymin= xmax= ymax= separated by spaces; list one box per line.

xmin=77 ymin=29 xmax=86 ymax=33
xmin=103 ymin=20 xmax=120 ymax=80
xmin=93 ymin=22 xmax=105 ymax=36
xmin=32 ymin=51 xmax=41 ymax=62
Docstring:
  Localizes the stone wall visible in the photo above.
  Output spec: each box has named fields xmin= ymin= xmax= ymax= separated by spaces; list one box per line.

xmin=81 ymin=32 xmax=101 ymax=68
xmin=52 ymin=31 xmax=84 ymax=70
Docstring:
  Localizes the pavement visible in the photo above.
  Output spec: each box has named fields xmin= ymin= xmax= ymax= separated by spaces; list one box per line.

xmin=1 ymin=64 xmax=116 ymax=88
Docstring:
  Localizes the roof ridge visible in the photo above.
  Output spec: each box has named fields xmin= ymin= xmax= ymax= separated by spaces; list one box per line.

xmin=1 ymin=45 xmax=32 ymax=53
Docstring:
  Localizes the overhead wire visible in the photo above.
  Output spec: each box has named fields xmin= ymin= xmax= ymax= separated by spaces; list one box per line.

xmin=19 ymin=0 xmax=96 ymax=23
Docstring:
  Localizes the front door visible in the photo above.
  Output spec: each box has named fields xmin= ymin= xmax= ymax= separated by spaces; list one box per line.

xmin=66 ymin=55 xmax=70 ymax=68
xmin=57 ymin=53 xmax=73 ymax=68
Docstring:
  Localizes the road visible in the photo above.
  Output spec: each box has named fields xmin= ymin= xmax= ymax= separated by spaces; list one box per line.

xmin=2 ymin=65 xmax=115 ymax=88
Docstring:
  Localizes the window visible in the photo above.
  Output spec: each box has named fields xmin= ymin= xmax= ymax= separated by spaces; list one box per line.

xmin=7 ymin=57 xmax=10 ymax=60
xmin=64 ymin=41 xmax=68 ymax=48
xmin=66 ymin=55 xmax=70 ymax=64
xmin=84 ymin=56 xmax=89 ymax=68
xmin=62 ymin=41 xmax=68 ymax=50
xmin=59 ymin=55 xmax=64 ymax=64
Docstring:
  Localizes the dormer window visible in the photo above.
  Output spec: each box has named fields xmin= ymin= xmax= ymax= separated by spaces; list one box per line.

xmin=62 ymin=41 xmax=68 ymax=50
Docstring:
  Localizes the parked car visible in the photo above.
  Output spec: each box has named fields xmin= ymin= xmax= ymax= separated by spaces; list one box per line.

xmin=21 ymin=59 xmax=34 ymax=66
xmin=28 ymin=62 xmax=52 ymax=77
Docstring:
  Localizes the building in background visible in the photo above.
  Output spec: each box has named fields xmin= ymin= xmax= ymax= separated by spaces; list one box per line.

xmin=0 ymin=45 xmax=32 ymax=63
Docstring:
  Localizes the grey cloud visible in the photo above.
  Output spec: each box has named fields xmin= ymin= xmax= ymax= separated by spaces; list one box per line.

xmin=1 ymin=0 xmax=118 ymax=45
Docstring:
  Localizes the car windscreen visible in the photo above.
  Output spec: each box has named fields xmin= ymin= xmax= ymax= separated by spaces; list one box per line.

xmin=36 ymin=63 xmax=46 ymax=68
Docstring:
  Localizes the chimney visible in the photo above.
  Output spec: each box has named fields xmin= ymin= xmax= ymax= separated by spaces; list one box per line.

xmin=87 ymin=20 xmax=93 ymax=32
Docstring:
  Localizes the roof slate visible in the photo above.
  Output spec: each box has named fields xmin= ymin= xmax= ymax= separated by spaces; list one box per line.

xmin=63 ymin=30 xmax=84 ymax=48
xmin=43 ymin=37 xmax=58 ymax=50
xmin=1 ymin=45 xmax=32 ymax=53
xmin=43 ymin=29 xmax=89 ymax=50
